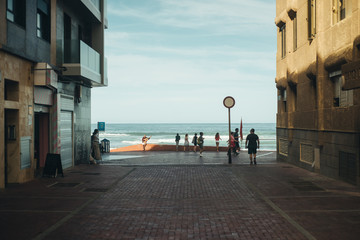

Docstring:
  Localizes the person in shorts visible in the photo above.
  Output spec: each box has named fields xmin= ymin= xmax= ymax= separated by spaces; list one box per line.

xmin=192 ymin=133 xmax=198 ymax=152
xmin=184 ymin=134 xmax=190 ymax=152
xmin=215 ymin=133 xmax=222 ymax=152
xmin=245 ymin=128 xmax=259 ymax=165
xmin=142 ymin=135 xmax=151 ymax=151
xmin=198 ymin=132 xmax=204 ymax=157
xmin=175 ymin=133 xmax=181 ymax=151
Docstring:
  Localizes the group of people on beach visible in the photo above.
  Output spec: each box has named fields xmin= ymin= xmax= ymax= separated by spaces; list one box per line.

xmin=175 ymin=132 xmax=205 ymax=156
xmin=143 ymin=129 xmax=260 ymax=164
xmin=92 ymin=127 xmax=260 ymax=165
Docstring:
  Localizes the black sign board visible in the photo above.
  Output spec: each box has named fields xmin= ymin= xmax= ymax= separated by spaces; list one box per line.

xmin=42 ymin=153 xmax=64 ymax=178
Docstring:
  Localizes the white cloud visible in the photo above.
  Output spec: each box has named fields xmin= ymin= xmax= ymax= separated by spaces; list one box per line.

xmin=93 ymin=0 xmax=277 ymax=123
xmin=108 ymin=0 xmax=275 ymax=34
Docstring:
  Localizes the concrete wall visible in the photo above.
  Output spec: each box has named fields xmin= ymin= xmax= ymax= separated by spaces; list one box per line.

xmin=0 ymin=52 xmax=34 ymax=186
xmin=275 ymin=0 xmax=360 ymax=184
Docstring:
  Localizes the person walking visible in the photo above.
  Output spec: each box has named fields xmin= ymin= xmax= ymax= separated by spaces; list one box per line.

xmin=245 ymin=128 xmax=260 ymax=165
xmin=233 ymin=128 xmax=240 ymax=155
xmin=198 ymin=132 xmax=205 ymax=157
xmin=184 ymin=133 xmax=190 ymax=152
xmin=215 ymin=133 xmax=222 ymax=152
xmin=175 ymin=133 xmax=181 ymax=151
xmin=142 ymin=135 xmax=151 ymax=151
xmin=192 ymin=133 xmax=198 ymax=152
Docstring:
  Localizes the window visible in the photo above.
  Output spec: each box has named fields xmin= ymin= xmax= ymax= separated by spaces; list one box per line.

xmin=6 ymin=0 xmax=26 ymax=28
xmin=293 ymin=13 xmax=297 ymax=51
xmin=333 ymin=0 xmax=347 ymax=23
xmin=331 ymin=71 xmax=353 ymax=107
xmin=279 ymin=89 xmax=287 ymax=112
xmin=5 ymin=79 xmax=19 ymax=101
xmin=308 ymin=0 xmax=316 ymax=39
xmin=37 ymin=0 xmax=50 ymax=42
xmin=290 ymin=85 xmax=297 ymax=112
xmin=280 ymin=24 xmax=286 ymax=58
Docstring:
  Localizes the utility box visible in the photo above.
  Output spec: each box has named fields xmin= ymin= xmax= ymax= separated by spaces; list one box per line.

xmin=101 ymin=139 xmax=110 ymax=153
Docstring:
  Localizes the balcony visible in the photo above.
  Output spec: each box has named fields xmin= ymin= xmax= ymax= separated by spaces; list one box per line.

xmin=62 ymin=40 xmax=104 ymax=86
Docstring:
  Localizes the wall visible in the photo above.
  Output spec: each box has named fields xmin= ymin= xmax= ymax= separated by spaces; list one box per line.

xmin=6 ymin=0 xmax=51 ymax=63
xmin=275 ymin=0 xmax=360 ymax=184
xmin=1 ymin=52 xmax=34 ymax=185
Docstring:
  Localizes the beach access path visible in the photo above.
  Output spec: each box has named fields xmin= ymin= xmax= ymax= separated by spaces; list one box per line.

xmin=1 ymin=149 xmax=360 ymax=240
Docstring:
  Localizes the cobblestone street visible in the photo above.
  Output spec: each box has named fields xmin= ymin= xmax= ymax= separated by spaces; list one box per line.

xmin=1 ymin=151 xmax=360 ymax=239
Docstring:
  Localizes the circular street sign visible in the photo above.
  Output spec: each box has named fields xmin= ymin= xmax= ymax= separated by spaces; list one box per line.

xmin=223 ymin=96 xmax=235 ymax=108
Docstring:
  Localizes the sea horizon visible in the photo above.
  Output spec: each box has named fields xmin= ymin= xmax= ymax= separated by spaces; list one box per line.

xmin=91 ymin=123 xmax=276 ymax=151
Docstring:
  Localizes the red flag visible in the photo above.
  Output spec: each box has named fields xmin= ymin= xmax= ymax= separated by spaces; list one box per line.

xmin=240 ymin=118 xmax=243 ymax=141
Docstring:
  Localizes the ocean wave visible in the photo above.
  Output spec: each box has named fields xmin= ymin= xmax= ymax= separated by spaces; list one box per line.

xmin=100 ymin=133 xmax=130 ymax=137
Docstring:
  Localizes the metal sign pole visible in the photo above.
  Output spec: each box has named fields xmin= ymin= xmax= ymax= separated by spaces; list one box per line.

xmin=228 ymin=107 xmax=232 ymax=164
xmin=223 ymin=96 xmax=235 ymax=164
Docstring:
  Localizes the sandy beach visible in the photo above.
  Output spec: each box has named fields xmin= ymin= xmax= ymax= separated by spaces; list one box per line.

xmin=111 ymin=144 xmax=229 ymax=152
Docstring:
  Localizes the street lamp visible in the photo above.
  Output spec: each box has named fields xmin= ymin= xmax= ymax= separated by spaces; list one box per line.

xmin=223 ymin=96 xmax=235 ymax=164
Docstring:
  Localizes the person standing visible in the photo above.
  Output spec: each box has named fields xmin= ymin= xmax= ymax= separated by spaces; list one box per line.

xmin=175 ymin=133 xmax=181 ymax=151
xmin=245 ymin=128 xmax=260 ymax=165
xmin=233 ymin=128 xmax=240 ymax=155
xmin=142 ymin=135 xmax=151 ymax=151
xmin=184 ymin=133 xmax=190 ymax=152
xmin=198 ymin=132 xmax=205 ymax=157
xmin=192 ymin=133 xmax=198 ymax=152
xmin=227 ymin=132 xmax=235 ymax=157
xmin=215 ymin=133 xmax=222 ymax=152
xmin=90 ymin=129 xmax=101 ymax=164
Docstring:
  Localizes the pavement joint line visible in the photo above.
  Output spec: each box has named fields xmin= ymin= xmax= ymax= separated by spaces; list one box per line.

xmin=32 ymin=167 xmax=136 ymax=240
xmin=268 ymin=195 xmax=355 ymax=199
xmin=0 ymin=210 xmax=72 ymax=213
xmin=286 ymin=209 xmax=360 ymax=213
xmin=1 ymin=196 xmax=91 ymax=200
xmin=256 ymin=152 xmax=274 ymax=158
xmin=232 ymin=168 xmax=317 ymax=240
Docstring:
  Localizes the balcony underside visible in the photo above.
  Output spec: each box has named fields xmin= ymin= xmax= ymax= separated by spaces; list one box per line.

xmin=62 ymin=63 xmax=104 ymax=87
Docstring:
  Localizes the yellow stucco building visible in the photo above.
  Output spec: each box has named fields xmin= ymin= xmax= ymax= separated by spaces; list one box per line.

xmin=0 ymin=0 xmax=108 ymax=188
xmin=275 ymin=0 xmax=360 ymax=184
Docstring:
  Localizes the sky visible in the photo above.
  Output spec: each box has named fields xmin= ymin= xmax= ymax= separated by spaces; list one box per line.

xmin=91 ymin=0 xmax=277 ymax=124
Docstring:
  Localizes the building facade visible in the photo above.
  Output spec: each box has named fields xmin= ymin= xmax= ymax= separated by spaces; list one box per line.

xmin=275 ymin=0 xmax=360 ymax=184
xmin=0 ymin=0 xmax=108 ymax=188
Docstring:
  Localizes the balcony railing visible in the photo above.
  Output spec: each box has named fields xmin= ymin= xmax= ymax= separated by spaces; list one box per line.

xmin=62 ymin=40 xmax=102 ymax=85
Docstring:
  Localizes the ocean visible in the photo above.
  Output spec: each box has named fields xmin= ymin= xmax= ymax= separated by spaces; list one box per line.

xmin=91 ymin=123 xmax=276 ymax=151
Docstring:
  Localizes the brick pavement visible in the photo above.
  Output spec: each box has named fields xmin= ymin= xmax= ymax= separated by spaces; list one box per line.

xmin=1 ymin=151 xmax=360 ymax=240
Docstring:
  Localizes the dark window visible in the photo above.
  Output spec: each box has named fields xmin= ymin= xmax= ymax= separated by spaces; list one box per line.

xmin=64 ymin=13 xmax=72 ymax=63
xmin=78 ymin=25 xmax=83 ymax=41
xmin=37 ymin=0 xmax=50 ymax=42
xmin=280 ymin=24 xmax=286 ymax=58
xmin=331 ymin=72 xmax=353 ymax=108
xmin=308 ymin=0 xmax=316 ymax=39
xmin=5 ymin=79 xmax=19 ymax=101
xmin=291 ymin=85 xmax=297 ymax=111
xmin=340 ymin=0 xmax=346 ymax=20
xmin=7 ymin=0 xmax=26 ymax=28
xmin=293 ymin=13 xmax=297 ymax=51
xmin=280 ymin=89 xmax=287 ymax=112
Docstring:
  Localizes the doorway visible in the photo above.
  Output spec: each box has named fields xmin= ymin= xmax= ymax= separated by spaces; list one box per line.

xmin=34 ymin=113 xmax=49 ymax=172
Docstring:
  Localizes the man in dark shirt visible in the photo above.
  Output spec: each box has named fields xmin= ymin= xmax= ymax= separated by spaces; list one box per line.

xmin=233 ymin=128 xmax=240 ymax=155
xmin=175 ymin=133 xmax=181 ymax=151
xmin=245 ymin=128 xmax=260 ymax=165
